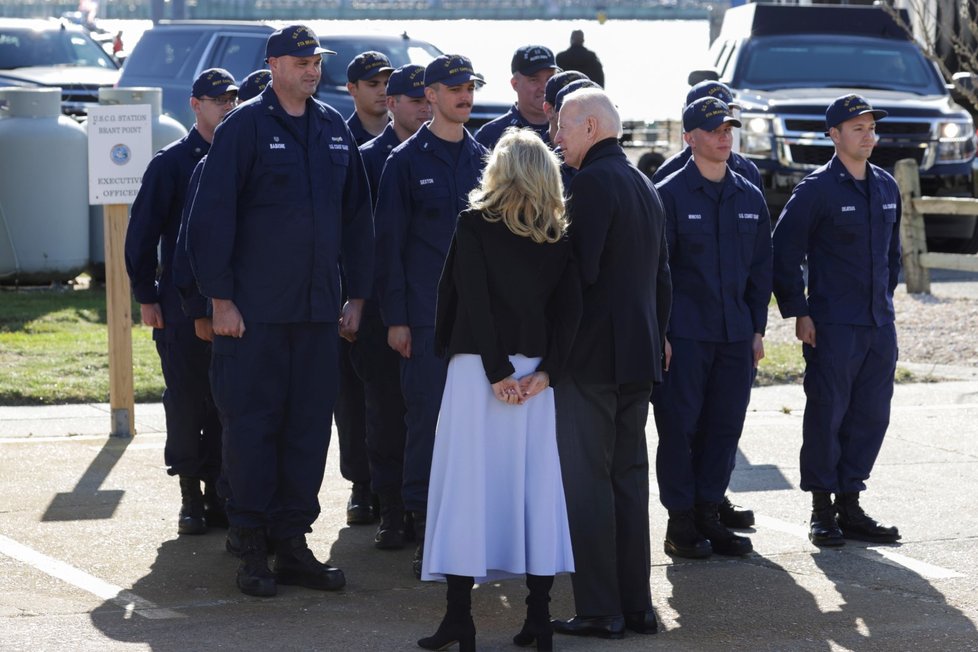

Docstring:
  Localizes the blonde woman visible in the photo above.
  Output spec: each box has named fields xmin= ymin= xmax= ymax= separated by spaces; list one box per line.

xmin=418 ymin=128 xmax=582 ymax=652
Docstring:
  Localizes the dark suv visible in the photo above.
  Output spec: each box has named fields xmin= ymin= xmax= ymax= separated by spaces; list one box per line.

xmin=0 ymin=18 xmax=120 ymax=119
xmin=119 ymin=21 xmax=506 ymax=129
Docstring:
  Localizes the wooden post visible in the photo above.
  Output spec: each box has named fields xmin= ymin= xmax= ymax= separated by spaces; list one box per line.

xmin=103 ymin=203 xmax=134 ymax=437
xmin=894 ymin=158 xmax=931 ymax=294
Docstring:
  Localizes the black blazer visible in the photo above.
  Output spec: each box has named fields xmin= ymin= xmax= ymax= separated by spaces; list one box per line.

xmin=564 ymin=138 xmax=672 ymax=385
xmin=435 ymin=209 xmax=582 ymax=384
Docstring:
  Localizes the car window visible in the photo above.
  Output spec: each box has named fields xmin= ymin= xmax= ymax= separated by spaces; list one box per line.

xmin=209 ymin=34 xmax=267 ymax=81
xmin=320 ymin=39 xmax=441 ymax=86
xmin=123 ymin=30 xmax=201 ymax=79
xmin=0 ymin=28 xmax=115 ymax=70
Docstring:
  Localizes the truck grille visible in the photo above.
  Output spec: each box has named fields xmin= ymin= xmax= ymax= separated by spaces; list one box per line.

xmin=788 ymin=143 xmax=926 ymax=168
xmin=784 ymin=118 xmax=931 ymax=136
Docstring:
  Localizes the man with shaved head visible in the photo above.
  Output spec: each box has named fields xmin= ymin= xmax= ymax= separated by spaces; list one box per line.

xmin=551 ymin=88 xmax=672 ymax=639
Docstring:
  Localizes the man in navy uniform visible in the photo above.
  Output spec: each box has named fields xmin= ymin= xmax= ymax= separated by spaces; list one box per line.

xmin=187 ymin=25 xmax=374 ymax=597
xmin=355 ymin=63 xmax=429 ymax=550
xmin=542 ymin=70 xmax=589 ymax=142
xmin=336 ymin=50 xmax=395 ymax=527
xmin=346 ymin=50 xmax=394 ymax=145
xmin=374 ymin=54 xmax=488 ymax=577
xmin=773 ymin=94 xmax=902 ymax=547
xmin=551 ymin=87 xmax=671 ymax=639
xmin=475 ymin=45 xmax=558 ymax=149
xmin=652 ymin=81 xmax=761 ymax=192
xmin=124 ymin=68 xmax=236 ymax=538
xmin=652 ymin=97 xmax=772 ymax=559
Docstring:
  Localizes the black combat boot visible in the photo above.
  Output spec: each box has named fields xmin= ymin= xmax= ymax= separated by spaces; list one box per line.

xmin=718 ymin=495 xmax=755 ymax=529
xmin=809 ymin=491 xmax=845 ymax=547
xmin=664 ymin=509 xmax=712 ymax=559
xmin=411 ymin=510 xmax=426 ymax=579
xmin=835 ymin=492 xmax=901 ymax=543
xmin=203 ymin=479 xmax=229 ymax=529
xmin=347 ymin=481 xmax=376 ymax=525
xmin=374 ymin=492 xmax=406 ymax=550
xmin=418 ymin=574 xmax=476 ymax=651
xmin=694 ymin=502 xmax=753 ymax=556
xmin=233 ymin=526 xmax=276 ymax=597
xmin=513 ymin=573 xmax=554 ymax=650
xmin=273 ymin=534 xmax=346 ymax=591
xmin=177 ymin=476 xmax=207 ymax=535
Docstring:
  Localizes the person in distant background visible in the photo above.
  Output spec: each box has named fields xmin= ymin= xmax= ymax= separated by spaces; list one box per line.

xmin=555 ymin=30 xmax=604 ymax=88
xmin=475 ymin=45 xmax=559 ymax=149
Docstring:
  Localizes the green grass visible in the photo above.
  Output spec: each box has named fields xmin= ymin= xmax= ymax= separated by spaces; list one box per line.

xmin=0 ymin=286 xmax=163 ymax=405
xmin=758 ymin=341 xmax=920 ymax=386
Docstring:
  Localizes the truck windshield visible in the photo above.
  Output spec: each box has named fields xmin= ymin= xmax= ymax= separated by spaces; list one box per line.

xmin=736 ymin=35 xmax=945 ymax=95
xmin=0 ymin=27 xmax=117 ymax=70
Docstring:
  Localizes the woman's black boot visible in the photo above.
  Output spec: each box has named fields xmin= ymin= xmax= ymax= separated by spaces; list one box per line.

xmin=513 ymin=573 xmax=554 ymax=650
xmin=418 ymin=574 xmax=476 ymax=651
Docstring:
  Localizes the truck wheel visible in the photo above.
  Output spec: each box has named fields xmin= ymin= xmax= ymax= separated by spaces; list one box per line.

xmin=637 ymin=151 xmax=666 ymax=180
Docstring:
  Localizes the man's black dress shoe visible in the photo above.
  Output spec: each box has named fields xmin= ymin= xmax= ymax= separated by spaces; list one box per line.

xmin=551 ymin=615 xmax=625 ymax=639
xmin=624 ymin=609 xmax=658 ymax=634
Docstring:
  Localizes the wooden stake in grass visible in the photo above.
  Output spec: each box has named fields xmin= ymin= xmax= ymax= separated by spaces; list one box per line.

xmin=103 ymin=204 xmax=134 ymax=437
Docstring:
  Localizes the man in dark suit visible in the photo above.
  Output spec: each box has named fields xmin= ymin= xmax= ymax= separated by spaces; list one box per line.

xmin=551 ymin=87 xmax=672 ymax=639
xmin=555 ymin=30 xmax=605 ymax=88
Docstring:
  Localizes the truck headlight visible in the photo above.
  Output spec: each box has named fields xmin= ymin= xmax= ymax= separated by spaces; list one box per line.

xmin=936 ymin=120 xmax=977 ymax=163
xmin=741 ymin=115 xmax=773 ymax=158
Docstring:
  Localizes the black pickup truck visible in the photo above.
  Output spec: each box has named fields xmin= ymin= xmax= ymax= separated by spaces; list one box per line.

xmin=691 ymin=3 xmax=978 ymax=253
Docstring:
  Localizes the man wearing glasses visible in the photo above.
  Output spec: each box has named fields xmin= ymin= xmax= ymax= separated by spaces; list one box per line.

xmin=125 ymin=68 xmax=237 ymax=541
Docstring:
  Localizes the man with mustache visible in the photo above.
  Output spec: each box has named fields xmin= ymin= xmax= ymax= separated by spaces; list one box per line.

xmin=374 ymin=54 xmax=489 ymax=578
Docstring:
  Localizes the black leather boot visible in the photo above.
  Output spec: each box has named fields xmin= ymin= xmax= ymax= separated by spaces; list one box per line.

xmin=273 ymin=534 xmax=346 ymax=591
xmin=718 ymin=495 xmax=755 ymax=529
xmin=513 ymin=574 xmax=553 ymax=650
xmin=234 ymin=526 xmax=276 ymax=597
xmin=835 ymin=492 xmax=901 ymax=543
xmin=411 ymin=510 xmax=426 ymax=579
xmin=695 ymin=502 xmax=753 ymax=556
xmin=809 ymin=491 xmax=845 ymax=547
xmin=178 ymin=476 xmax=207 ymax=535
xmin=664 ymin=509 xmax=712 ymax=558
xmin=347 ymin=481 xmax=376 ymax=525
xmin=375 ymin=492 xmax=406 ymax=550
xmin=203 ymin=480 xmax=229 ymax=529
xmin=418 ymin=574 xmax=476 ymax=651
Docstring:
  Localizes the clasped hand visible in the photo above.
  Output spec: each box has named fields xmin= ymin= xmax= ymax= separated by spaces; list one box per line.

xmin=491 ymin=371 xmax=550 ymax=405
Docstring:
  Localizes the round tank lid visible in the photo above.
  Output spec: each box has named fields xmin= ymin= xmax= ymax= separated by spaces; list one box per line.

xmin=99 ymin=87 xmax=163 ymax=117
xmin=0 ymin=88 xmax=62 ymax=119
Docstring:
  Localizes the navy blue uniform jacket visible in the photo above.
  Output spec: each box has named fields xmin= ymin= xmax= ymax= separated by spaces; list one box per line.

xmin=565 ymin=138 xmax=672 ymax=384
xmin=656 ymin=157 xmax=772 ymax=342
xmin=360 ymin=123 xmax=401 ymax=207
xmin=772 ymin=155 xmax=901 ymax=326
xmin=374 ymin=124 xmax=488 ymax=328
xmin=435 ymin=210 xmax=582 ymax=384
xmin=187 ymin=85 xmax=373 ymax=323
xmin=474 ymin=104 xmax=550 ymax=150
xmin=125 ymin=126 xmax=209 ymax=341
xmin=652 ymin=146 xmax=762 ymax=191
xmin=172 ymin=157 xmax=208 ymax=320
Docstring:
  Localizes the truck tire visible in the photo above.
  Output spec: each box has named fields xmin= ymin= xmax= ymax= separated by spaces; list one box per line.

xmin=637 ymin=151 xmax=666 ymax=181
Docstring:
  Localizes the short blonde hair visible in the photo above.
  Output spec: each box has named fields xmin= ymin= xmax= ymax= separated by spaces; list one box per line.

xmin=468 ymin=128 xmax=567 ymax=244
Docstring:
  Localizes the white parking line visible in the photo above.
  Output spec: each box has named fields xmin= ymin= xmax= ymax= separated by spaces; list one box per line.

xmin=753 ymin=515 xmax=964 ymax=580
xmin=0 ymin=533 xmax=184 ymax=619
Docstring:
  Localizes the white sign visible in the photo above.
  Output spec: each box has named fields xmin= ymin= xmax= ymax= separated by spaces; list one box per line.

xmin=87 ymin=104 xmax=152 ymax=205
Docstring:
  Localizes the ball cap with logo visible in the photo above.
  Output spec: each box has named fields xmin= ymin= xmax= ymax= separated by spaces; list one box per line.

xmin=683 ymin=97 xmax=742 ymax=133
xmin=424 ymin=54 xmax=485 ymax=87
xmin=192 ymin=68 xmax=238 ymax=99
xmin=347 ymin=51 xmax=395 ymax=84
xmin=237 ymin=69 xmax=271 ymax=102
xmin=824 ymin=94 xmax=888 ymax=133
xmin=554 ymin=78 xmax=600 ymax=113
xmin=265 ymin=24 xmax=335 ymax=61
xmin=511 ymin=45 xmax=559 ymax=76
xmin=387 ymin=64 xmax=426 ymax=98
xmin=545 ymin=70 xmax=590 ymax=107
xmin=686 ymin=80 xmax=738 ymax=110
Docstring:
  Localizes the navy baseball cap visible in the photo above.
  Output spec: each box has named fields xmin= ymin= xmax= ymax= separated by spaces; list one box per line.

xmin=825 ymin=94 xmax=887 ymax=132
xmin=265 ymin=24 xmax=334 ymax=60
xmin=192 ymin=68 xmax=237 ymax=99
xmin=683 ymin=97 xmax=742 ymax=132
xmin=347 ymin=51 xmax=394 ymax=84
xmin=386 ymin=64 xmax=426 ymax=98
xmin=685 ymin=80 xmax=738 ymax=109
xmin=237 ymin=69 xmax=271 ymax=102
xmin=511 ymin=45 xmax=559 ymax=76
xmin=545 ymin=70 xmax=590 ymax=107
xmin=424 ymin=54 xmax=485 ymax=87
xmin=554 ymin=78 xmax=600 ymax=112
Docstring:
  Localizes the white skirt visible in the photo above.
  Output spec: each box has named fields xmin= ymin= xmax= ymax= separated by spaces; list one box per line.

xmin=421 ymin=354 xmax=575 ymax=583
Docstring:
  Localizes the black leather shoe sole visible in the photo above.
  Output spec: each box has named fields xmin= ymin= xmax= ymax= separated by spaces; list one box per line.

xmin=839 ymin=527 xmax=901 ymax=543
xmin=552 ymin=617 xmax=625 ymax=639
xmin=237 ymin=575 xmax=276 ymax=597
xmin=664 ymin=539 xmax=712 ymax=559
xmin=624 ymin=609 xmax=658 ymax=634
xmin=275 ymin=567 xmax=346 ymax=591
xmin=809 ymin=531 xmax=846 ymax=547
xmin=178 ymin=516 xmax=207 ymax=535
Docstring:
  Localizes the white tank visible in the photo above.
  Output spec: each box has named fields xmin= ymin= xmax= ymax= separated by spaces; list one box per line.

xmin=88 ymin=87 xmax=188 ymax=275
xmin=0 ymin=88 xmax=90 ymax=283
